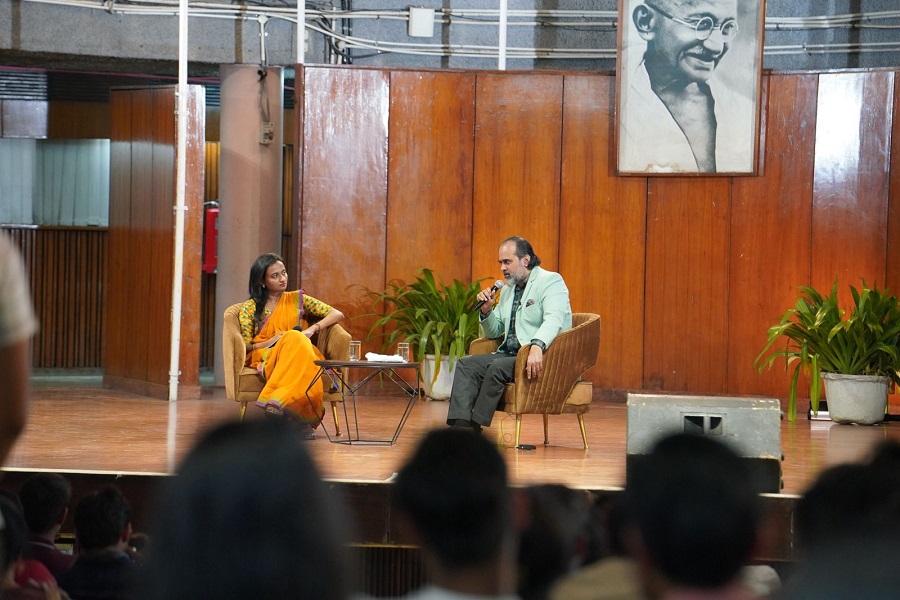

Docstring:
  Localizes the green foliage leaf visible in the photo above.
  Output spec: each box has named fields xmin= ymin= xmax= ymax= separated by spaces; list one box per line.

xmin=362 ymin=269 xmax=489 ymax=382
xmin=755 ymin=279 xmax=900 ymax=421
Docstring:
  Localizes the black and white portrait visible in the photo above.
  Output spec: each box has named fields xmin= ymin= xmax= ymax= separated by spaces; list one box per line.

xmin=617 ymin=0 xmax=764 ymax=174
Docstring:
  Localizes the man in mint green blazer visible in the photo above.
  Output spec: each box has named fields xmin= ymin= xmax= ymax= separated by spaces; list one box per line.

xmin=447 ymin=236 xmax=572 ymax=432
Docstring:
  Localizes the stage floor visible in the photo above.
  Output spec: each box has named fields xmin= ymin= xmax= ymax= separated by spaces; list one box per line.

xmin=9 ymin=384 xmax=900 ymax=497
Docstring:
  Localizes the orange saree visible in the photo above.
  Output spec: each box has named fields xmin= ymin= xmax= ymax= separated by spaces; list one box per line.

xmin=244 ymin=291 xmax=325 ymax=423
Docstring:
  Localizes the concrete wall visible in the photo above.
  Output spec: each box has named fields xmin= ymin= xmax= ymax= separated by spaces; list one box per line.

xmin=0 ymin=0 xmax=898 ymax=77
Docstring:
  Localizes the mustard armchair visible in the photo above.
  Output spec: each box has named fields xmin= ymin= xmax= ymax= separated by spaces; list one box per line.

xmin=469 ymin=312 xmax=600 ymax=449
xmin=223 ymin=303 xmax=352 ymax=434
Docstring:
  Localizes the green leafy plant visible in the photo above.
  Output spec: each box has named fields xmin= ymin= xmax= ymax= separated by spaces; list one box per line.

xmin=365 ymin=268 xmax=488 ymax=384
xmin=755 ymin=280 xmax=900 ymax=421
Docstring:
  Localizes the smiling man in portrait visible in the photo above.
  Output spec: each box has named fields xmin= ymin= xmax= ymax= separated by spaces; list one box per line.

xmin=617 ymin=0 xmax=761 ymax=174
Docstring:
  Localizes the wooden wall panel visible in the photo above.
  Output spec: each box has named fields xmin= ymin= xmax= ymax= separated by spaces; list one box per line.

xmin=729 ymin=74 xmax=818 ymax=396
xmin=106 ymin=91 xmax=133 ymax=380
xmin=812 ymin=72 xmax=893 ymax=298
xmin=178 ymin=87 xmax=206 ymax=386
xmin=888 ymin=73 xmax=900 ymax=296
xmin=386 ymin=71 xmax=475 ymax=287
xmin=106 ymin=86 xmax=204 ymax=399
xmin=643 ymin=178 xmax=731 ymax=393
xmin=471 ymin=73 xmax=563 ymax=283
xmin=126 ymin=90 xmax=154 ymax=383
xmin=48 ymin=101 xmax=109 ymax=139
xmin=298 ymin=67 xmax=390 ymax=346
xmin=148 ymin=88 xmax=176 ymax=387
xmin=559 ymin=74 xmax=646 ymax=389
xmin=1 ymin=227 xmax=106 ymax=369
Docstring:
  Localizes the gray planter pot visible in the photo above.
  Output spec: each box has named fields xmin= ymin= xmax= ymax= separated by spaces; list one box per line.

xmin=822 ymin=372 xmax=890 ymax=425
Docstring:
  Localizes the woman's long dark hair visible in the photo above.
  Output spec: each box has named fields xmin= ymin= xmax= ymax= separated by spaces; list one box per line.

xmin=248 ymin=253 xmax=285 ymax=336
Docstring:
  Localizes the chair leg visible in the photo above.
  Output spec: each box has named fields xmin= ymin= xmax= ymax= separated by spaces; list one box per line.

xmin=331 ymin=402 xmax=342 ymax=437
xmin=577 ymin=414 xmax=589 ymax=450
xmin=515 ymin=415 xmax=522 ymax=447
xmin=239 ymin=402 xmax=247 ymax=422
xmin=543 ymin=415 xmax=550 ymax=445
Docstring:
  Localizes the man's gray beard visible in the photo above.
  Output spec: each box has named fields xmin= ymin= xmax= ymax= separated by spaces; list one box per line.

xmin=506 ymin=273 xmax=527 ymax=286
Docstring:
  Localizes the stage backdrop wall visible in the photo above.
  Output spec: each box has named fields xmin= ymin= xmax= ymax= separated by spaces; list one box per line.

xmin=293 ymin=65 xmax=900 ymax=401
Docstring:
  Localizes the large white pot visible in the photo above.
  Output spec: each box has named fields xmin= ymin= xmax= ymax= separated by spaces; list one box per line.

xmin=822 ymin=372 xmax=889 ymax=425
xmin=421 ymin=355 xmax=457 ymax=401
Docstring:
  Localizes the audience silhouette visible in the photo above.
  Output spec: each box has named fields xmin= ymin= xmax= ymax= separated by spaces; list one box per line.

xmin=137 ymin=417 xmax=352 ymax=600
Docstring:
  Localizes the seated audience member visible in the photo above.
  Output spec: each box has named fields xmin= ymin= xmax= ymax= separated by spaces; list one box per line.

xmin=390 ymin=428 xmax=521 ymax=599
xmin=517 ymin=484 xmax=594 ymax=600
xmin=781 ymin=441 xmax=900 ymax=599
xmin=20 ymin=474 xmax=76 ymax=576
xmin=136 ymin=418 xmax=351 ymax=600
xmin=549 ymin=495 xmax=641 ymax=600
xmin=56 ymin=486 xmax=137 ymax=600
xmin=0 ymin=494 xmax=71 ymax=599
xmin=622 ymin=433 xmax=765 ymax=600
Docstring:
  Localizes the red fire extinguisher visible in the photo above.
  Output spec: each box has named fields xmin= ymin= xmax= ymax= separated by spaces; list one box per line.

xmin=202 ymin=201 xmax=219 ymax=275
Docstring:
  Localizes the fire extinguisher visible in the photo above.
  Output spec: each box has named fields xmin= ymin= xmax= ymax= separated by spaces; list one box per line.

xmin=202 ymin=201 xmax=219 ymax=274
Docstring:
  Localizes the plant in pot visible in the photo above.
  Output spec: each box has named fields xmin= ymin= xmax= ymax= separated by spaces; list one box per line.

xmin=755 ymin=280 xmax=900 ymax=423
xmin=365 ymin=268 xmax=487 ymax=400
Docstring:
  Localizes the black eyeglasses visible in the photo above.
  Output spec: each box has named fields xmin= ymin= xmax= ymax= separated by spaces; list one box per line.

xmin=645 ymin=1 xmax=739 ymax=42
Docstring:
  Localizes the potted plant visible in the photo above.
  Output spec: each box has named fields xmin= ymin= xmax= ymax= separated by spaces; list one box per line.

xmin=755 ymin=280 xmax=900 ymax=423
xmin=365 ymin=268 xmax=487 ymax=399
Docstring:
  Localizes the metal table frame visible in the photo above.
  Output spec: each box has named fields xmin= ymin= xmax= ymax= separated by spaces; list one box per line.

xmin=307 ymin=359 xmax=421 ymax=445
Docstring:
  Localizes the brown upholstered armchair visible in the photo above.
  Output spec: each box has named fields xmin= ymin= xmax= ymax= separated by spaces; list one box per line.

xmin=468 ymin=312 xmax=600 ymax=449
xmin=222 ymin=303 xmax=352 ymax=434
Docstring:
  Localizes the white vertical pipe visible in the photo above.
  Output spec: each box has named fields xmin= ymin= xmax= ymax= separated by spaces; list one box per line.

xmin=498 ymin=0 xmax=508 ymax=70
xmin=297 ymin=0 xmax=306 ymax=64
xmin=169 ymin=0 xmax=189 ymax=401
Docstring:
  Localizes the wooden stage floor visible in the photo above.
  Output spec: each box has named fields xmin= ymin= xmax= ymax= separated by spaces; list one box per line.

xmin=9 ymin=383 xmax=900 ymax=496
xmin=8 ymin=382 xmax=900 ymax=564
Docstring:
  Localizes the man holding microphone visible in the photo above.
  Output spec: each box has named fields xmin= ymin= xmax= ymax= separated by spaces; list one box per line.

xmin=447 ymin=236 xmax=572 ymax=432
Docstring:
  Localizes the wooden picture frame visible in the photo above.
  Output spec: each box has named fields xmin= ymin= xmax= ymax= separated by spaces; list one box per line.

xmin=616 ymin=0 xmax=765 ymax=175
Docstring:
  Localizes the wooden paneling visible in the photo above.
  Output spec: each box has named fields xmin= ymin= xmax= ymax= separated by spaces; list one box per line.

xmin=386 ymin=70 xmax=476 ymax=287
xmin=729 ymin=74 xmax=819 ymax=396
xmin=297 ymin=67 xmax=390 ymax=347
xmin=3 ymin=227 xmax=107 ymax=368
xmin=888 ymin=73 xmax=900 ymax=296
xmin=559 ymin=74 xmax=646 ymax=389
xmin=48 ymin=101 xmax=109 ymax=139
xmin=471 ymin=73 xmax=564 ymax=283
xmin=812 ymin=71 xmax=893 ymax=298
xmin=106 ymin=91 xmax=133 ymax=380
xmin=28 ymin=66 xmax=900 ymax=404
xmin=106 ymin=86 xmax=204 ymax=399
xmin=643 ymin=178 xmax=731 ymax=393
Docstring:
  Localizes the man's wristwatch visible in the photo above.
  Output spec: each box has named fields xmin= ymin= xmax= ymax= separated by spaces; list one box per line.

xmin=531 ymin=339 xmax=546 ymax=351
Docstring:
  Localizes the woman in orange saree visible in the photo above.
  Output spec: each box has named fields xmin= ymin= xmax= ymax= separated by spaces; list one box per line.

xmin=240 ymin=253 xmax=345 ymax=438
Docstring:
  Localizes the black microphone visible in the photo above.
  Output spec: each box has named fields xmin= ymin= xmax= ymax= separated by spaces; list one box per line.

xmin=473 ymin=280 xmax=505 ymax=311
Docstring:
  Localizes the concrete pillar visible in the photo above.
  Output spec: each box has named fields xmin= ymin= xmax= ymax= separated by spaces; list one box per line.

xmin=213 ymin=64 xmax=284 ymax=386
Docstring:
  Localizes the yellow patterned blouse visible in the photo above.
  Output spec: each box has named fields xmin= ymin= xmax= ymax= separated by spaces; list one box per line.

xmin=238 ymin=290 xmax=334 ymax=344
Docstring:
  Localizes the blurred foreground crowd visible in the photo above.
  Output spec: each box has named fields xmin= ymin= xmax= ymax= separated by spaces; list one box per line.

xmin=1 ymin=419 xmax=899 ymax=600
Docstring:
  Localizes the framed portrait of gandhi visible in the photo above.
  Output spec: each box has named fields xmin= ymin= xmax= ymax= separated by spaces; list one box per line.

xmin=616 ymin=0 xmax=765 ymax=175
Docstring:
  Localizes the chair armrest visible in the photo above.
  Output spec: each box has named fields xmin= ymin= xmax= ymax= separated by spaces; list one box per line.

xmin=469 ymin=337 xmax=501 ymax=355
xmin=222 ymin=304 xmax=248 ymax=401
xmin=318 ymin=323 xmax=351 ymax=361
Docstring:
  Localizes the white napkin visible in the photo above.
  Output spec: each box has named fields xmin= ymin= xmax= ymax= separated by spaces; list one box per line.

xmin=364 ymin=352 xmax=405 ymax=362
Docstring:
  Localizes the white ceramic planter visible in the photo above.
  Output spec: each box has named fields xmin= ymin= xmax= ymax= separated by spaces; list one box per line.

xmin=822 ymin=372 xmax=889 ymax=425
xmin=421 ymin=355 xmax=456 ymax=401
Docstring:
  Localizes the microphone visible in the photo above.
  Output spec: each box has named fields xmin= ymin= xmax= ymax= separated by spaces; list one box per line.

xmin=473 ymin=280 xmax=505 ymax=311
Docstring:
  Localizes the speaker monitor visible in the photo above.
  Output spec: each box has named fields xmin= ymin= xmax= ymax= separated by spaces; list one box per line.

xmin=626 ymin=393 xmax=783 ymax=493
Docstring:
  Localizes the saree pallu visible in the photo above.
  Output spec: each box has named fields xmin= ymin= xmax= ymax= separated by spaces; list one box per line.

xmin=247 ymin=293 xmax=325 ymax=423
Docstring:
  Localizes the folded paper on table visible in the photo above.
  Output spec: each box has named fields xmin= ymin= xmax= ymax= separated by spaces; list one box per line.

xmin=364 ymin=352 xmax=406 ymax=363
